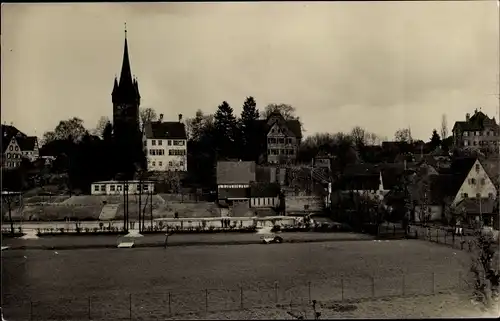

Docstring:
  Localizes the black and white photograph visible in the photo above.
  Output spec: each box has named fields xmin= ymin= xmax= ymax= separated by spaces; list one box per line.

xmin=1 ymin=1 xmax=500 ymax=319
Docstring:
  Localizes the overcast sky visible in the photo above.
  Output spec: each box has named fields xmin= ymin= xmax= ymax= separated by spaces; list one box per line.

xmin=1 ymin=2 xmax=499 ymax=141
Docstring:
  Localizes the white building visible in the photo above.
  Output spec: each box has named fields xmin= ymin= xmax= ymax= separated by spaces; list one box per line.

xmin=2 ymin=132 xmax=39 ymax=168
xmin=143 ymin=114 xmax=187 ymax=172
xmin=91 ymin=180 xmax=155 ymax=196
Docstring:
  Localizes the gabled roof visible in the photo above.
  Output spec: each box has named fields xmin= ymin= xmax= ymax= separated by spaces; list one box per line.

xmin=144 ymin=121 xmax=187 ymax=140
xmin=16 ymin=136 xmax=38 ymax=151
xmin=456 ymin=198 xmax=496 ymax=214
xmin=217 ymin=161 xmax=256 ymax=185
xmin=250 ymin=182 xmax=280 ymax=197
xmin=452 ymin=111 xmax=499 ymax=132
xmin=1 ymin=125 xmax=27 ymax=153
xmin=438 ymin=157 xmax=479 ymax=197
xmin=256 ymin=112 xmax=302 ymax=139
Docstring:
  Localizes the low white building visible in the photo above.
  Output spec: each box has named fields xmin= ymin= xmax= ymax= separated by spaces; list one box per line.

xmin=143 ymin=114 xmax=187 ymax=172
xmin=91 ymin=180 xmax=155 ymax=196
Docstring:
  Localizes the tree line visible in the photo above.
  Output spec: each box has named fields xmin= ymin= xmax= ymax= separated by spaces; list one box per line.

xmin=3 ymin=97 xmax=455 ymax=193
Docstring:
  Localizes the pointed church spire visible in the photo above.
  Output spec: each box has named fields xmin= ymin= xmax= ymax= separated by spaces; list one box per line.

xmin=119 ymin=22 xmax=133 ymax=88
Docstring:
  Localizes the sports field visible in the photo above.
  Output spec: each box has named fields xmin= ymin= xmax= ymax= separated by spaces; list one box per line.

xmin=2 ymin=240 xmax=472 ymax=320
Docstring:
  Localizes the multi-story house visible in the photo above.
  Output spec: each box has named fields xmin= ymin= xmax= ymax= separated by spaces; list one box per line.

xmin=412 ymin=157 xmax=498 ymax=225
xmin=216 ymin=161 xmax=256 ymax=204
xmin=258 ymin=111 xmax=302 ymax=164
xmin=1 ymin=125 xmax=39 ymax=168
xmin=452 ymin=109 xmax=500 ymax=153
xmin=143 ymin=114 xmax=187 ymax=172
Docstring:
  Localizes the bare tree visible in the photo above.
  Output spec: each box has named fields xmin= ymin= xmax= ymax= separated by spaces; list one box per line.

xmin=441 ymin=114 xmax=448 ymax=140
xmin=394 ymin=128 xmax=412 ymax=143
xmin=351 ymin=126 xmax=366 ymax=147
xmin=140 ymin=107 xmax=158 ymax=130
xmin=263 ymin=103 xmax=298 ymax=120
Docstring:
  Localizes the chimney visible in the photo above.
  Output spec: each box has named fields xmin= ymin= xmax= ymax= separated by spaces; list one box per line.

xmin=466 ymin=113 xmax=470 ymax=122
xmin=178 ymin=114 xmax=183 ymax=122
xmin=159 ymin=114 xmax=164 ymax=122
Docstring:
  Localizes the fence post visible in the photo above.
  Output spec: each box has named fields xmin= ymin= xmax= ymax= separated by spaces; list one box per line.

xmin=402 ymin=274 xmax=405 ymax=296
xmin=168 ymin=292 xmax=172 ymax=316
xmin=129 ymin=293 xmax=132 ymax=320
xmin=308 ymin=281 xmax=311 ymax=303
xmin=88 ymin=296 xmax=91 ymax=320
xmin=432 ymin=272 xmax=435 ymax=294
xmin=341 ymin=278 xmax=344 ymax=301
xmin=240 ymin=286 xmax=243 ymax=310
xmin=205 ymin=289 xmax=208 ymax=313
xmin=371 ymin=277 xmax=375 ymax=297
xmin=274 ymin=281 xmax=278 ymax=304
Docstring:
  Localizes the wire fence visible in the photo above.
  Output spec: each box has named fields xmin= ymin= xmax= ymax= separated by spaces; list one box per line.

xmin=408 ymin=225 xmax=499 ymax=252
xmin=3 ymin=270 xmax=472 ymax=320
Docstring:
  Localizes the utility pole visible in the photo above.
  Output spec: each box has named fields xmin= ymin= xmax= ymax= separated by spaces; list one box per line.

xmin=138 ymin=175 xmax=142 ymax=232
xmin=150 ymin=188 xmax=153 ymax=230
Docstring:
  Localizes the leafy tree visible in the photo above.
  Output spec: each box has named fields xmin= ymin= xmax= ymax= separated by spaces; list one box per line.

xmin=186 ymin=110 xmax=214 ymax=142
xmin=469 ymin=232 xmax=500 ymax=310
xmin=214 ymin=101 xmax=238 ymax=159
xmin=239 ymin=96 xmax=260 ymax=161
xmin=42 ymin=118 xmax=87 ymax=145
xmin=394 ymin=128 xmax=412 ymax=143
xmin=430 ymin=129 xmax=441 ymax=150
xmin=92 ymin=116 xmax=111 ymax=138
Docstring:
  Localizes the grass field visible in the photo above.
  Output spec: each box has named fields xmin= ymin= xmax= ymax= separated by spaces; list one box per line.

xmin=2 ymin=240 xmax=473 ymax=320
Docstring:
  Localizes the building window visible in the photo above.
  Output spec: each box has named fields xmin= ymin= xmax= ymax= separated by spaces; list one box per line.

xmin=489 ymin=193 xmax=494 ymax=199
xmin=9 ymin=146 xmax=13 ymax=151
xmin=473 ymin=141 xmax=477 ymax=146
xmin=278 ymin=138 xmax=285 ymax=144
xmin=100 ymin=185 xmax=106 ymax=191
xmin=143 ymin=141 xmax=147 ymax=147
xmin=173 ymin=140 xmax=185 ymax=146
xmin=463 ymin=193 xmax=468 ymax=198
xmin=168 ymin=140 xmax=172 ymax=146
xmin=475 ymin=164 xmax=480 ymax=172
xmin=476 ymin=131 xmax=480 ymax=136
xmin=286 ymin=138 xmax=292 ymax=144
xmin=158 ymin=140 xmax=162 ymax=145
xmin=464 ymin=131 xmax=469 ymax=137
xmin=110 ymin=185 xmax=115 ymax=191
xmin=257 ymin=198 xmax=260 ymax=205
xmin=94 ymin=185 xmax=99 ymax=191
xmin=152 ymin=140 xmax=156 ymax=145
xmin=152 ymin=161 xmax=156 ymax=166
xmin=169 ymin=149 xmax=186 ymax=156
xmin=480 ymin=178 xmax=485 ymax=185
xmin=476 ymin=193 xmax=481 ymax=199
xmin=180 ymin=161 xmax=184 ymax=167
xmin=117 ymin=185 xmax=122 ymax=192
xmin=6 ymin=154 xmax=10 ymax=159
xmin=169 ymin=161 xmax=173 ymax=166
xmin=143 ymin=184 xmax=149 ymax=191
xmin=15 ymin=146 xmax=18 ymax=151
xmin=159 ymin=161 xmax=162 ymax=167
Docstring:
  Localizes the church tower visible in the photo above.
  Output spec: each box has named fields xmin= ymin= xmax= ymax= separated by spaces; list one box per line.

xmin=112 ymin=24 xmax=141 ymax=143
